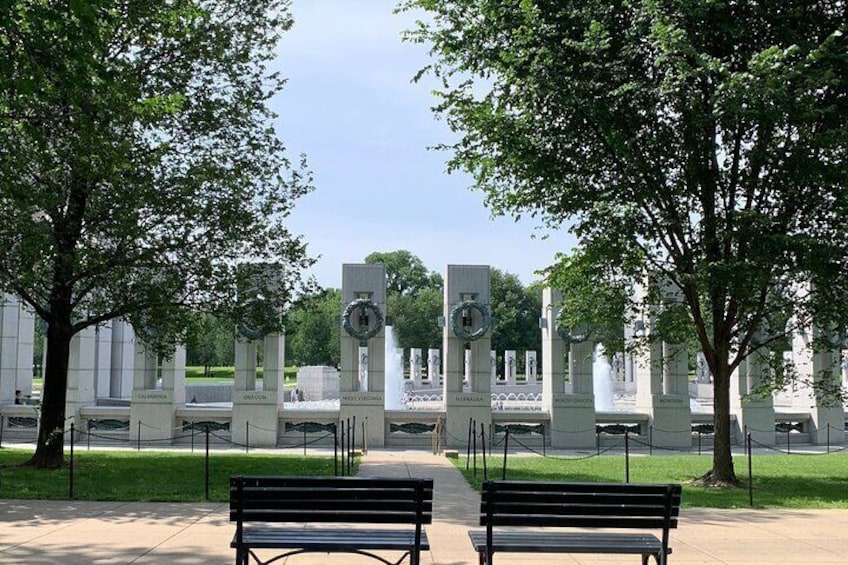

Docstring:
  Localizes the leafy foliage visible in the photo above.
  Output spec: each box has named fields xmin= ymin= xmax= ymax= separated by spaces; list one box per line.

xmin=402 ymin=0 xmax=848 ymax=483
xmin=0 ymin=0 xmax=313 ymax=466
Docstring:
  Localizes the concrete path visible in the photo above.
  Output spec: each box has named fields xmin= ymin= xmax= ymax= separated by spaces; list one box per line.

xmin=1 ymin=450 xmax=847 ymax=564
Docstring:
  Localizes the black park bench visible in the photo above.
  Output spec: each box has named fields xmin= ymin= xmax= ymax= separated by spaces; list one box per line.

xmin=230 ymin=475 xmax=433 ymax=565
xmin=468 ymin=480 xmax=682 ymax=565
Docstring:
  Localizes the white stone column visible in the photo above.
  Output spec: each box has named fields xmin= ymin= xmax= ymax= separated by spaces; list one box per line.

xmin=93 ymin=324 xmax=112 ymax=400
xmin=66 ymin=327 xmax=97 ymax=425
xmin=633 ymin=278 xmax=692 ymax=449
xmin=427 ymin=348 xmax=440 ymax=387
xmin=730 ymin=349 xmax=775 ymax=445
xmin=542 ymin=288 xmax=595 ymax=448
xmin=232 ymin=332 xmax=284 ymax=447
xmin=526 ymin=350 xmax=538 ymax=383
xmin=504 ymin=350 xmax=517 ymax=385
xmin=110 ymin=320 xmax=135 ymax=399
xmin=0 ymin=295 xmax=21 ymax=402
xmin=339 ymin=264 xmax=387 ymax=447
xmin=790 ymin=325 xmax=845 ymax=445
xmin=410 ymin=348 xmax=423 ymax=387
xmin=443 ymin=265 xmax=492 ymax=447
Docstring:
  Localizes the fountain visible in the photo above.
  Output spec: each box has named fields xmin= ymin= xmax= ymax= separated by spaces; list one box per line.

xmin=593 ymin=343 xmax=615 ymax=411
xmin=384 ymin=326 xmax=406 ymax=410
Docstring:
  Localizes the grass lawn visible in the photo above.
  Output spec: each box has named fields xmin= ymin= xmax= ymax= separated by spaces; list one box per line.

xmin=0 ymin=449 xmax=354 ymax=502
xmin=184 ymin=366 xmax=299 ymax=384
xmin=453 ymin=452 xmax=848 ymax=509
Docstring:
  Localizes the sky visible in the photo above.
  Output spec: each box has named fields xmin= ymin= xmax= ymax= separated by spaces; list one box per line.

xmin=271 ymin=0 xmax=577 ymax=289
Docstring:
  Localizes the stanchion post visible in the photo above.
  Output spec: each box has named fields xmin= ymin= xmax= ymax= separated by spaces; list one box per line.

xmin=542 ymin=424 xmax=546 ymax=457
xmin=481 ymin=422 xmax=488 ymax=481
xmin=346 ymin=418 xmax=352 ymax=476
xmin=472 ymin=420 xmax=477 ymax=479
xmin=245 ymin=421 xmax=250 ymax=454
xmin=697 ymin=430 xmax=701 ymax=455
xmin=786 ymin=427 xmax=790 ymax=454
xmin=747 ymin=431 xmax=753 ymax=507
xmin=466 ymin=418 xmax=472 ymax=470
xmin=340 ymin=422 xmax=346 ymax=476
xmin=69 ymin=423 xmax=75 ymax=499
xmin=649 ymin=425 xmax=653 ymax=456
xmin=333 ymin=424 xmax=339 ymax=476
xmin=624 ymin=430 xmax=630 ymax=484
xmin=205 ymin=426 xmax=210 ymax=502
xmin=88 ymin=422 xmax=91 ymax=451
xmin=303 ymin=425 xmax=307 ymax=457
xmin=137 ymin=421 xmax=141 ymax=451
xmin=191 ymin=426 xmax=195 ymax=453
xmin=502 ymin=426 xmax=510 ymax=480
xmin=0 ymin=416 xmax=4 ymax=448
xmin=827 ymin=424 xmax=830 ymax=454
xmin=596 ymin=428 xmax=600 ymax=456
xmin=351 ymin=415 xmax=356 ymax=460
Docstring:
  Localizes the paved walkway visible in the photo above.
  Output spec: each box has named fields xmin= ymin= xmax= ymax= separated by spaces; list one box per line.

xmin=1 ymin=450 xmax=847 ymax=563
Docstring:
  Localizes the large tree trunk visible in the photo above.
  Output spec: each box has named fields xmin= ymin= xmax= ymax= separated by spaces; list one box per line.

xmin=26 ymin=322 xmax=73 ymax=468
xmin=706 ymin=358 xmax=739 ymax=485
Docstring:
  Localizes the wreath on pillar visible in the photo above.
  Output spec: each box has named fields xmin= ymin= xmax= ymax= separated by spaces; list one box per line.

xmin=342 ymin=298 xmax=384 ymax=341
xmin=555 ymin=311 xmax=591 ymax=343
xmin=450 ymin=301 xmax=491 ymax=341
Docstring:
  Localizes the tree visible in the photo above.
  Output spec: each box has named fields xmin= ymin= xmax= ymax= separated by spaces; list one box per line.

xmin=0 ymin=1 xmax=313 ymax=467
xmin=403 ymin=1 xmax=848 ymax=484
xmin=490 ymin=268 xmax=541 ymax=358
xmin=388 ymin=287 xmax=443 ymax=351
xmin=365 ymin=250 xmax=441 ymax=296
xmin=286 ymin=288 xmax=341 ymax=367
xmin=185 ymin=313 xmax=236 ymax=375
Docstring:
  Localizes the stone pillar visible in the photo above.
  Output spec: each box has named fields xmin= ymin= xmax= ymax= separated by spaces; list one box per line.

xmin=410 ymin=348 xmax=423 ymax=387
xmin=504 ymin=350 xmax=517 ymax=385
xmin=790 ymin=325 xmax=846 ymax=445
xmin=110 ymin=320 xmax=135 ymax=399
xmin=232 ymin=332 xmax=284 ymax=447
xmin=339 ymin=264 xmax=387 ymax=447
xmin=443 ymin=265 xmax=492 ymax=448
xmin=130 ymin=339 xmax=179 ymax=443
xmin=66 ymin=327 xmax=97 ymax=425
xmin=542 ymin=288 xmax=596 ymax=448
xmin=633 ymin=278 xmax=692 ymax=449
xmin=94 ymin=324 xmax=112 ymax=400
xmin=526 ymin=350 xmax=539 ymax=383
xmin=731 ymin=350 xmax=775 ymax=445
xmin=427 ymin=348 xmax=440 ymax=386
xmin=0 ymin=295 xmax=35 ymax=402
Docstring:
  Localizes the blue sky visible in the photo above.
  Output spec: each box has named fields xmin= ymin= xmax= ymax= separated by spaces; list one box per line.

xmin=272 ymin=0 xmax=577 ymax=289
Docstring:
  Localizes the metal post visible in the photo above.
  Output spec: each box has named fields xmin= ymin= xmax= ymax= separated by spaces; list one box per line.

xmin=502 ymin=426 xmax=510 ymax=480
xmin=481 ymin=422 xmax=488 ymax=481
xmin=472 ymin=420 xmax=477 ymax=479
xmin=333 ymin=424 xmax=339 ymax=476
xmin=624 ymin=431 xmax=630 ymax=483
xmin=466 ymin=418 xmax=473 ymax=469
xmin=786 ymin=428 xmax=790 ymax=454
xmin=191 ymin=426 xmax=195 ymax=453
xmin=88 ymin=422 xmax=91 ymax=451
xmin=649 ymin=425 xmax=653 ymax=456
xmin=245 ymin=421 xmax=250 ymax=454
xmin=352 ymin=415 xmax=356 ymax=460
xmin=542 ymin=424 xmax=546 ymax=457
xmin=340 ymin=423 xmax=346 ymax=476
xmin=697 ymin=430 xmax=701 ymax=455
xmin=69 ymin=423 xmax=75 ymax=499
xmin=747 ymin=431 xmax=753 ymax=507
xmin=827 ymin=424 xmax=830 ymax=454
xmin=137 ymin=421 xmax=141 ymax=451
xmin=303 ymin=425 xmax=307 ymax=457
xmin=0 ymin=415 xmax=4 ymax=448
xmin=205 ymin=426 xmax=210 ymax=502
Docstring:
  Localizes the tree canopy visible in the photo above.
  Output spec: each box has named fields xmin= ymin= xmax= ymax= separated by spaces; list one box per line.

xmin=403 ymin=0 xmax=848 ymax=484
xmin=0 ymin=0 xmax=313 ymax=467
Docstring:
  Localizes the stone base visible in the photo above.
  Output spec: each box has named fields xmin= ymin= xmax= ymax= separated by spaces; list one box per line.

xmin=732 ymin=401 xmax=775 ymax=446
xmin=130 ymin=390 xmax=178 ymax=442
xmin=445 ymin=392 xmax=491 ymax=449
xmin=232 ymin=390 xmax=281 ymax=447
xmin=340 ymin=391 xmax=386 ymax=448
xmin=643 ymin=395 xmax=692 ymax=449
xmin=547 ymin=394 xmax=596 ymax=449
xmin=809 ymin=407 xmax=846 ymax=445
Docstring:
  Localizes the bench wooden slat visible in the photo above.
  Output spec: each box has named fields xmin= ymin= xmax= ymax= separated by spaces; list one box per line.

xmin=230 ymin=475 xmax=433 ymax=565
xmin=234 ymin=527 xmax=430 ymax=551
xmin=469 ymin=530 xmax=664 ymax=554
xmin=472 ymin=481 xmax=681 ymax=565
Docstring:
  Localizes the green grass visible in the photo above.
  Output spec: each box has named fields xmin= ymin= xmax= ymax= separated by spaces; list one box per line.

xmin=453 ymin=453 xmax=848 ymax=509
xmin=0 ymin=449 xmax=355 ymax=502
xmin=184 ymin=366 xmax=299 ymax=384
